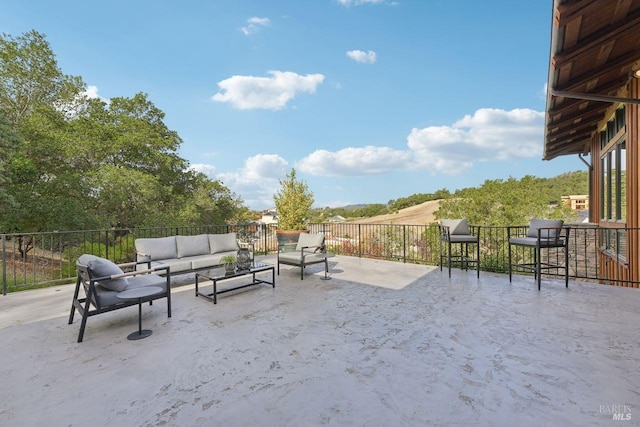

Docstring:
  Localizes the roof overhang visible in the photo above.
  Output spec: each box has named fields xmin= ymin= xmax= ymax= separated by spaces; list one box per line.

xmin=544 ymin=0 xmax=640 ymax=160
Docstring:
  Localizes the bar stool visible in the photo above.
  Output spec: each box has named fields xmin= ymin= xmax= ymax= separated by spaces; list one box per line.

xmin=439 ymin=219 xmax=480 ymax=278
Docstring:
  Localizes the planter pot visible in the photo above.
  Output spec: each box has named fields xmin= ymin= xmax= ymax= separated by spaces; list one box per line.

xmin=224 ymin=263 xmax=235 ymax=275
xmin=276 ymin=229 xmax=309 ymax=246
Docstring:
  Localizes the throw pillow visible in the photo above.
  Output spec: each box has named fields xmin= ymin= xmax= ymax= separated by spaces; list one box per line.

xmin=77 ymin=254 xmax=128 ymax=292
xmin=209 ymin=233 xmax=239 ymax=254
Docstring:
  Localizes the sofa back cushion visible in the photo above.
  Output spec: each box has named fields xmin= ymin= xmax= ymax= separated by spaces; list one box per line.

xmin=527 ymin=219 xmax=564 ymax=239
xmin=77 ymin=254 xmax=128 ymax=292
xmin=135 ymin=236 xmax=177 ymax=260
xmin=176 ymin=234 xmax=210 ymax=258
xmin=296 ymin=233 xmax=325 ymax=251
xmin=440 ymin=219 xmax=470 ymax=235
xmin=208 ymin=233 xmax=239 ymax=254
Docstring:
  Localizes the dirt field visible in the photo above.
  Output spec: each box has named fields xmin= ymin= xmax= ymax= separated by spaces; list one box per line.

xmin=348 ymin=200 xmax=441 ymax=225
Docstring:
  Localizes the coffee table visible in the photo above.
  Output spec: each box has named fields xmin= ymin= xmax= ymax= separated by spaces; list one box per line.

xmin=116 ymin=286 xmax=163 ymax=340
xmin=195 ymin=262 xmax=275 ymax=304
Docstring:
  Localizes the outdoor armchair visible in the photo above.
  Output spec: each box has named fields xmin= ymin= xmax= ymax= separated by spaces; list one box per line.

xmin=69 ymin=254 xmax=171 ymax=342
xmin=438 ymin=219 xmax=481 ymax=278
xmin=507 ymin=219 xmax=571 ymax=290
xmin=277 ymin=232 xmax=328 ymax=280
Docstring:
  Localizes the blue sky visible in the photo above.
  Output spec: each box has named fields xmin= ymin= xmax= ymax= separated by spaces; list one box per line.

xmin=2 ymin=0 xmax=584 ymax=211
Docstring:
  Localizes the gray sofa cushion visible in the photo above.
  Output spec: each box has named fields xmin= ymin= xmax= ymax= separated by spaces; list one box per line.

xmin=527 ymin=219 xmax=564 ymax=238
xmin=135 ymin=236 xmax=177 ymax=260
xmin=176 ymin=234 xmax=210 ymax=258
xmin=190 ymin=252 xmax=236 ymax=270
xmin=296 ymin=233 xmax=324 ymax=251
xmin=77 ymin=254 xmax=128 ymax=292
xmin=151 ymin=258 xmax=193 ymax=273
xmin=441 ymin=219 xmax=470 ymax=235
xmin=209 ymin=233 xmax=239 ymax=254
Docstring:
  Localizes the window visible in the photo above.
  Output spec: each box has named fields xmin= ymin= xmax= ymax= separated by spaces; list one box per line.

xmin=599 ymin=106 xmax=627 ymax=259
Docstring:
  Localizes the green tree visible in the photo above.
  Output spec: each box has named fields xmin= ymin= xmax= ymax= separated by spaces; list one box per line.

xmin=0 ymin=30 xmax=84 ymax=127
xmin=0 ymin=30 xmax=247 ymax=232
xmin=0 ymin=112 xmax=20 ymax=229
xmin=273 ymin=168 xmax=315 ymax=230
xmin=177 ymin=173 xmax=246 ymax=226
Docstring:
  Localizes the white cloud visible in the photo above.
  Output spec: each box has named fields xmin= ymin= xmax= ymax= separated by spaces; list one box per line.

xmin=190 ymin=163 xmax=217 ymax=177
xmin=241 ymin=16 xmax=271 ymax=36
xmin=83 ymin=85 xmax=105 ymax=101
xmin=212 ymin=71 xmax=325 ymax=110
xmin=346 ymin=50 xmax=377 ymax=64
xmin=297 ymin=108 xmax=543 ymax=177
xmin=200 ymin=154 xmax=289 ymax=209
xmin=298 ymin=146 xmax=411 ymax=176
xmin=408 ymin=108 xmax=544 ymax=173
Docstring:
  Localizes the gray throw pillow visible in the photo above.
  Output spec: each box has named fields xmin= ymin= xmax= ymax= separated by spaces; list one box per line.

xmin=209 ymin=233 xmax=239 ymax=254
xmin=77 ymin=254 xmax=128 ymax=292
xmin=177 ymin=234 xmax=210 ymax=258
xmin=135 ymin=236 xmax=178 ymax=260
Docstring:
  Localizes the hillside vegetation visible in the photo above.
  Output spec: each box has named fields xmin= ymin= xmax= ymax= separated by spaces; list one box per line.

xmin=347 ymin=200 xmax=441 ymax=225
xmin=312 ymin=170 xmax=588 ymax=226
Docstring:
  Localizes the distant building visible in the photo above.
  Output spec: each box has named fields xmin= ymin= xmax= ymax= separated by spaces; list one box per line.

xmin=561 ymin=195 xmax=589 ymax=211
xmin=260 ymin=209 xmax=278 ymax=225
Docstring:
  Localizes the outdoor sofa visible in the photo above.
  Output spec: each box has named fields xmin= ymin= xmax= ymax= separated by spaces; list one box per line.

xmin=134 ymin=232 xmax=253 ymax=276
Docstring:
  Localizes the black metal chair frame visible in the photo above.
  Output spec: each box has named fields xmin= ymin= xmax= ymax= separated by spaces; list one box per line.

xmin=439 ymin=224 xmax=481 ymax=278
xmin=507 ymin=225 xmax=571 ymax=290
xmin=69 ymin=261 xmax=171 ymax=342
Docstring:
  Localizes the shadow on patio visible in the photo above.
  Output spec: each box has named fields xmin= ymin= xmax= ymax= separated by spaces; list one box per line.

xmin=1 ymin=255 xmax=638 ymax=426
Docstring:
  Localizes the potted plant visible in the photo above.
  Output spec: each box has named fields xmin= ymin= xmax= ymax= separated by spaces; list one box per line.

xmin=220 ymin=255 xmax=236 ymax=275
xmin=273 ymin=168 xmax=315 ymax=245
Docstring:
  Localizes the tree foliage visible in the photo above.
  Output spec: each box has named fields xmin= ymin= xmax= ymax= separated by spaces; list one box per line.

xmin=273 ymin=168 xmax=315 ymax=230
xmin=435 ymin=173 xmax=585 ymax=226
xmin=388 ymin=189 xmax=452 ymax=212
xmin=0 ymin=30 xmax=245 ymax=233
xmin=0 ymin=30 xmax=84 ymax=127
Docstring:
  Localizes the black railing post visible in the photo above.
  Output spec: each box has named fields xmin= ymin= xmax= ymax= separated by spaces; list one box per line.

xmin=105 ymin=230 xmax=110 ymax=261
xmin=403 ymin=225 xmax=407 ymax=263
xmin=2 ymin=234 xmax=6 ymax=296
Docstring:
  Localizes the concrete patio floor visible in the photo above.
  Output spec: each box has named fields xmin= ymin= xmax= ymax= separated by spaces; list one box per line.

xmin=1 ymin=255 xmax=639 ymax=426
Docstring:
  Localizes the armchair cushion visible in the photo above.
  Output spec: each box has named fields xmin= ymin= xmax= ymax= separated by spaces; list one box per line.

xmin=441 ymin=219 xmax=470 ymax=235
xmin=278 ymin=251 xmax=326 ymax=264
xmin=76 ymin=254 xmax=128 ymax=292
xmin=295 ymin=233 xmax=325 ymax=251
xmin=527 ymin=219 xmax=564 ymax=239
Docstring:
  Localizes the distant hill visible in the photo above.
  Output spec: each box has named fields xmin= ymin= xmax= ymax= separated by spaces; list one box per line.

xmin=347 ymin=200 xmax=441 ymax=225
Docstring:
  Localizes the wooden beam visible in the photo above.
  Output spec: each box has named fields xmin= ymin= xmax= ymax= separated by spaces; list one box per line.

xmin=554 ymin=10 xmax=640 ymax=66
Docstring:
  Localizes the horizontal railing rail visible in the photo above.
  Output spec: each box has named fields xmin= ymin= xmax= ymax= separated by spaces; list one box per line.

xmin=1 ymin=222 xmax=636 ymax=294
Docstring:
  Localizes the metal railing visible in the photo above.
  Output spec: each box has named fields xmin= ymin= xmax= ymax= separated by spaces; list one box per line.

xmin=1 ymin=222 xmax=636 ymax=294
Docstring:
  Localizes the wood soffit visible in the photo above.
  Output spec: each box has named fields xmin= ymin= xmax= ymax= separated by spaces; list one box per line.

xmin=544 ymin=0 xmax=640 ymax=160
